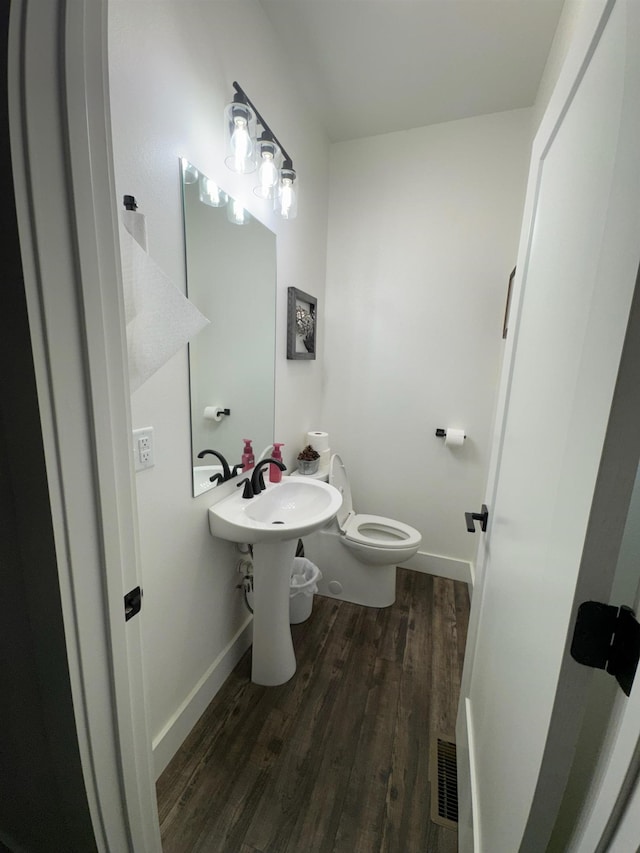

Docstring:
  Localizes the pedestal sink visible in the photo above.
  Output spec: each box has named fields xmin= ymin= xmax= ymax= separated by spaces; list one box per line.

xmin=208 ymin=477 xmax=342 ymax=686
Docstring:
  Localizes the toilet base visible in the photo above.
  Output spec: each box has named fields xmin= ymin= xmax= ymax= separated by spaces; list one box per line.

xmin=302 ymin=527 xmax=396 ymax=608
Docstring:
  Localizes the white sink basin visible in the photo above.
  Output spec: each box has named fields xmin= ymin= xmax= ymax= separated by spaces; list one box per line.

xmin=208 ymin=477 xmax=342 ymax=544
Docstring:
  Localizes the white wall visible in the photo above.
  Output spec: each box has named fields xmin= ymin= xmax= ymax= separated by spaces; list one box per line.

xmin=108 ymin=0 xmax=330 ymax=774
xmin=532 ymin=0 xmax=590 ymax=133
xmin=321 ymin=109 xmax=532 ymax=573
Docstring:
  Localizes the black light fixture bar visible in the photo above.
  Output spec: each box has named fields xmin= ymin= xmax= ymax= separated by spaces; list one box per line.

xmin=232 ymin=81 xmax=294 ymax=169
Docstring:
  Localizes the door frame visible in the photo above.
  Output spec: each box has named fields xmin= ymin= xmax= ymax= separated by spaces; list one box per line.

xmin=456 ymin=0 xmax=640 ymax=849
xmin=8 ymin=1 xmax=160 ymax=849
xmin=606 ymin=726 xmax=640 ymax=852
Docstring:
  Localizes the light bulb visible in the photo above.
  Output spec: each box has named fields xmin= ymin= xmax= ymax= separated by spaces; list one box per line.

xmin=199 ymin=176 xmax=227 ymax=208
xmin=227 ymin=198 xmax=250 ymax=225
xmin=276 ymin=167 xmax=297 ymax=219
xmin=254 ymin=139 xmax=280 ymax=199
xmin=231 ymin=117 xmax=252 ymax=171
xmin=280 ymin=179 xmax=294 ymax=216
xmin=259 ymin=153 xmax=278 ymax=192
xmin=224 ymin=101 xmax=256 ymax=174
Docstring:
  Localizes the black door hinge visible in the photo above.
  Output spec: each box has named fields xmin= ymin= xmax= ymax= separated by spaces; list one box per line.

xmin=124 ymin=586 xmax=142 ymax=621
xmin=571 ymin=601 xmax=640 ymax=696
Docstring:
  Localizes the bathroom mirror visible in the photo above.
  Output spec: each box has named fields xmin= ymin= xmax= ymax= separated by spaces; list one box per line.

xmin=181 ymin=160 xmax=277 ymax=497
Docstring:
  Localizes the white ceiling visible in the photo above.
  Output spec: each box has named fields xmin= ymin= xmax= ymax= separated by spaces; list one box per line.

xmin=260 ymin=0 xmax=565 ymax=143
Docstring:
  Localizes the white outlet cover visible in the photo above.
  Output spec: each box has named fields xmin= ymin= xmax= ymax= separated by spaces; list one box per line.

xmin=133 ymin=427 xmax=154 ymax=471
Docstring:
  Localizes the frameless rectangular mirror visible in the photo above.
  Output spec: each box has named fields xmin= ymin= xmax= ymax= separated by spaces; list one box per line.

xmin=181 ymin=160 xmax=277 ymax=496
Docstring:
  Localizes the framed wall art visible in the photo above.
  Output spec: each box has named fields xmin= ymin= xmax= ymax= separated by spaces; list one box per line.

xmin=287 ymin=287 xmax=317 ymax=359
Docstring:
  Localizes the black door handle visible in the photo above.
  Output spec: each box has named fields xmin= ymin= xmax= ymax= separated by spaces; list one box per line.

xmin=465 ymin=504 xmax=488 ymax=533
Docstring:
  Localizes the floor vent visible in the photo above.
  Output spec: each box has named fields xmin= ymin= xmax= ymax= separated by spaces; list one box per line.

xmin=430 ymin=736 xmax=458 ymax=829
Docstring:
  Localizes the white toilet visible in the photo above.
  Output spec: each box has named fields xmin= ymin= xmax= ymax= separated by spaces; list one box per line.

xmin=302 ymin=454 xmax=422 ymax=607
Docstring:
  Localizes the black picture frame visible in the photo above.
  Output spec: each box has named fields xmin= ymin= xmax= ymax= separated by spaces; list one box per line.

xmin=287 ymin=287 xmax=317 ymax=359
xmin=503 ymin=267 xmax=516 ymax=339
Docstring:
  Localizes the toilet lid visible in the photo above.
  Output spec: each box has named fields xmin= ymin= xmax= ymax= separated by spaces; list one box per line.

xmin=328 ymin=454 xmax=353 ymax=531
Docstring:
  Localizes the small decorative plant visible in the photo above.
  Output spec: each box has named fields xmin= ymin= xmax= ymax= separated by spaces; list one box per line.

xmin=297 ymin=445 xmax=320 ymax=462
xmin=297 ymin=444 xmax=320 ymax=474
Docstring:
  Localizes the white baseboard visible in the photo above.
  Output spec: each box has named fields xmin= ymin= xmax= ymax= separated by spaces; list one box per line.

xmin=400 ymin=550 xmax=473 ymax=586
xmin=466 ymin=698 xmax=482 ymax=853
xmin=151 ymin=616 xmax=253 ymax=779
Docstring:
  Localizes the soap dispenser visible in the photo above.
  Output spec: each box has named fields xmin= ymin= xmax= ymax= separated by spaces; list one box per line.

xmin=269 ymin=443 xmax=284 ymax=483
xmin=242 ymin=439 xmax=255 ymax=471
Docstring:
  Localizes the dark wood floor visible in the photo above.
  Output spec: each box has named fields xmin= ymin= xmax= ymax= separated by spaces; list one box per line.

xmin=157 ymin=569 xmax=470 ymax=853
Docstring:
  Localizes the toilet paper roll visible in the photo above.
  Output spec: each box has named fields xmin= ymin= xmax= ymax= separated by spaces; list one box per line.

xmin=317 ymin=448 xmax=331 ymax=470
xmin=445 ymin=428 xmax=466 ymax=448
xmin=204 ymin=406 xmax=225 ymax=422
xmin=306 ymin=431 xmax=329 ymax=453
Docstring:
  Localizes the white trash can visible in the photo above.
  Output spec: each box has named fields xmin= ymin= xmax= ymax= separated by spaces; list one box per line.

xmin=289 ymin=557 xmax=322 ymax=624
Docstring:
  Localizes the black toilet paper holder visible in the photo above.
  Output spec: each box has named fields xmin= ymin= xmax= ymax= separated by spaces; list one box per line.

xmin=435 ymin=428 xmax=467 ymax=439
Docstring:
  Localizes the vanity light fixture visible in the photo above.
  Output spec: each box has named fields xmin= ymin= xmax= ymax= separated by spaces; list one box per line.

xmin=224 ymin=82 xmax=298 ymax=219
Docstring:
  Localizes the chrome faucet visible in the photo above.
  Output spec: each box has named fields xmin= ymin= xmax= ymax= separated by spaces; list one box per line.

xmin=250 ymin=458 xmax=287 ymax=495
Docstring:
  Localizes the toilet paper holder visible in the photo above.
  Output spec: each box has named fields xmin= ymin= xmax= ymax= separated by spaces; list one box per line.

xmin=204 ymin=406 xmax=231 ymax=422
xmin=435 ymin=428 xmax=467 ymax=439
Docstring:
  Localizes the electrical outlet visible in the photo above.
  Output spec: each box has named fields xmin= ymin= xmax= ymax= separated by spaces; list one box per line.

xmin=133 ymin=427 xmax=154 ymax=471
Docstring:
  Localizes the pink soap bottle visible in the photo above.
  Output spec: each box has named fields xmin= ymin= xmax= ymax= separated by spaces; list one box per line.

xmin=242 ymin=439 xmax=255 ymax=471
xmin=270 ymin=442 xmax=284 ymax=483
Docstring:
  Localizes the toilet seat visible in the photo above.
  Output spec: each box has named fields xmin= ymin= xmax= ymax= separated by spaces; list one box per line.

xmin=343 ymin=513 xmax=422 ymax=550
xmin=328 ymin=454 xmax=422 ymax=552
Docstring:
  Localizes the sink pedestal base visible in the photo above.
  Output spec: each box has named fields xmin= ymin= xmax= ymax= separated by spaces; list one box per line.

xmin=251 ymin=539 xmax=298 ymax=686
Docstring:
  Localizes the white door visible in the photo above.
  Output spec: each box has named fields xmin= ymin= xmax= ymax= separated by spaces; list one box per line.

xmin=457 ymin=1 xmax=640 ymax=850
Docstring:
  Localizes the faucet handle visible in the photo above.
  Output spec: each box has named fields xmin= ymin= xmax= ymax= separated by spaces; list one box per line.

xmin=237 ymin=477 xmax=254 ymax=499
xmin=231 ymin=463 xmax=244 ymax=477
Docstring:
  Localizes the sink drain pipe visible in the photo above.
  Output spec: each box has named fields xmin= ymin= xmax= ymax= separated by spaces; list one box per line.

xmin=236 ymin=539 xmax=305 ymax=615
xmin=236 ymin=557 xmax=254 ymax=614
